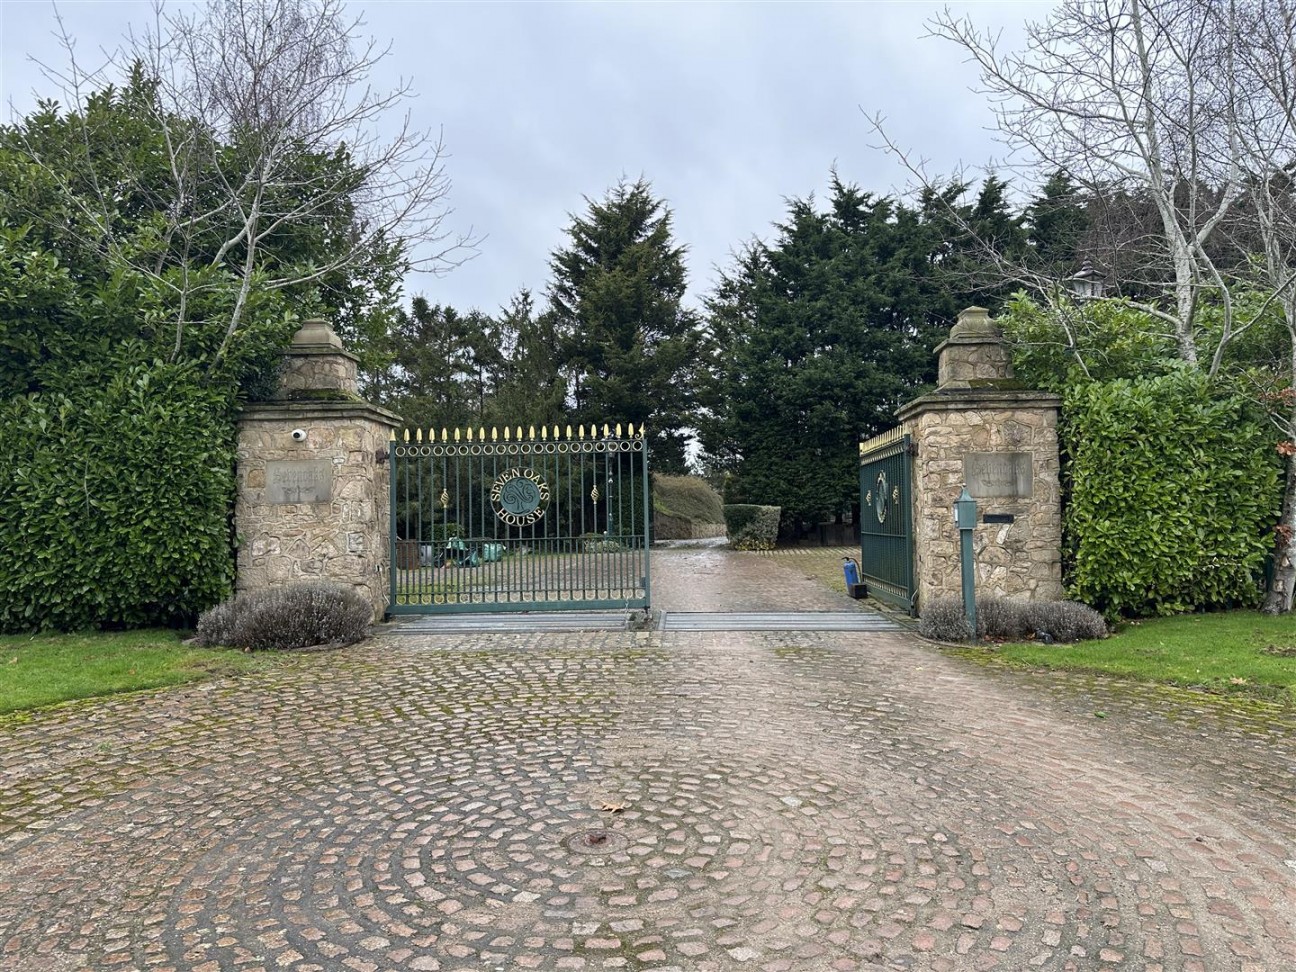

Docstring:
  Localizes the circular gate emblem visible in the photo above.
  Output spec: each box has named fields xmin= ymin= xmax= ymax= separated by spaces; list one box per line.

xmin=875 ymin=471 xmax=889 ymax=523
xmin=490 ymin=468 xmax=550 ymax=526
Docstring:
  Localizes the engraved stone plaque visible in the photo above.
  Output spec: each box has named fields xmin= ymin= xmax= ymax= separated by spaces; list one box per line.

xmin=266 ymin=460 xmax=333 ymax=504
xmin=964 ymin=452 xmax=1032 ymax=499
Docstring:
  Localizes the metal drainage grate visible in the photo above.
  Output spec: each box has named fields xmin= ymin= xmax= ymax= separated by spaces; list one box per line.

xmin=659 ymin=612 xmax=903 ymax=632
xmin=389 ymin=612 xmax=631 ymax=634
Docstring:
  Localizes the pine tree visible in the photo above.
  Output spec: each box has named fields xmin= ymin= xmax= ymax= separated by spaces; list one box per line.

xmin=488 ymin=290 xmax=567 ymax=426
xmin=549 ymin=179 xmax=699 ymax=471
xmin=1025 ymin=170 xmax=1089 ymax=279
xmin=699 ymin=177 xmax=966 ymax=529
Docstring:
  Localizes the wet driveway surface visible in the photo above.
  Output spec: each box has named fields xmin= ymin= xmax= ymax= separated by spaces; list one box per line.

xmin=1 ymin=548 xmax=1293 ymax=971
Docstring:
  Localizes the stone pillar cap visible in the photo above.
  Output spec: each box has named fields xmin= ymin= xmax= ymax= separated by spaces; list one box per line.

xmin=948 ymin=306 xmax=1002 ymax=341
xmin=290 ymin=318 xmax=344 ymax=350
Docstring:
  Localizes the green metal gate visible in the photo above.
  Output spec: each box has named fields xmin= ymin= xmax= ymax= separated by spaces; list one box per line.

xmin=858 ymin=428 xmax=916 ymax=613
xmin=388 ymin=423 xmax=650 ymax=615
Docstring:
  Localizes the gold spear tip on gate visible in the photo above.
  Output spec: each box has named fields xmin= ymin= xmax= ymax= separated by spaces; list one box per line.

xmin=389 ymin=429 xmax=397 ymax=441
xmin=603 ymin=423 xmax=610 ymax=438
xmin=578 ymin=424 xmax=585 ymax=439
xmin=466 ymin=427 xmax=473 ymax=441
xmin=627 ymin=423 xmax=635 ymax=438
xmin=479 ymin=426 xmax=486 ymax=442
xmin=403 ymin=429 xmax=410 ymax=443
xmin=456 ymin=427 xmax=462 ymax=442
xmin=503 ymin=426 xmax=511 ymax=441
xmin=529 ymin=425 xmax=536 ymax=441
xmin=441 ymin=427 xmax=448 ymax=442
xmin=416 ymin=428 xmax=423 ymax=443
xmin=540 ymin=425 xmax=548 ymax=441
xmin=516 ymin=425 xmax=523 ymax=441
xmin=492 ymin=426 xmax=499 ymax=442
xmin=616 ymin=423 xmax=622 ymax=438
xmin=565 ymin=424 xmax=572 ymax=440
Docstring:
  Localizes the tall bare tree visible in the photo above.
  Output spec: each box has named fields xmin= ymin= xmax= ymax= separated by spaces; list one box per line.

xmin=1228 ymin=0 xmax=1296 ymax=610
xmin=10 ymin=0 xmax=471 ymax=368
xmin=873 ymin=0 xmax=1246 ymax=368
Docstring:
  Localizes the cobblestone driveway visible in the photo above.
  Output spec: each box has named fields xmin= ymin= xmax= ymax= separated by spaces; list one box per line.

xmin=1 ymin=549 xmax=1294 ymax=971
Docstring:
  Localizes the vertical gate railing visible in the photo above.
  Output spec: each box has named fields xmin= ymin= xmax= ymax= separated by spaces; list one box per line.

xmin=858 ymin=428 xmax=916 ymax=614
xmin=388 ymin=423 xmax=650 ymax=615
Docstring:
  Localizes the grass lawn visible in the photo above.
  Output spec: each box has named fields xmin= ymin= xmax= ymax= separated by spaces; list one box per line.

xmin=993 ymin=611 xmax=1296 ymax=704
xmin=0 ymin=629 xmax=286 ymax=715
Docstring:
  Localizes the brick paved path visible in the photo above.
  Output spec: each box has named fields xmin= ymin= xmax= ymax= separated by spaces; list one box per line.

xmin=1 ymin=549 xmax=1294 ymax=971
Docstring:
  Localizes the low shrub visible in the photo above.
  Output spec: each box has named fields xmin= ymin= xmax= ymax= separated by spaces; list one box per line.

xmin=724 ymin=504 xmax=781 ymax=550
xmin=196 ymin=582 xmax=372 ymax=650
xmin=1022 ymin=600 xmax=1109 ymax=643
xmin=919 ymin=596 xmax=1108 ymax=644
xmin=976 ymin=596 xmax=1032 ymax=641
xmin=917 ymin=598 xmax=974 ymax=642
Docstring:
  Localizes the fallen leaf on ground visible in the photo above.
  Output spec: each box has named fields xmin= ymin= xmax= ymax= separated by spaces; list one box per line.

xmin=600 ymin=801 xmax=627 ymax=813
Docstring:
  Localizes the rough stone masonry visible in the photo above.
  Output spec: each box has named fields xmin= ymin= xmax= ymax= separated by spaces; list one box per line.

xmin=234 ymin=319 xmax=400 ymax=619
xmin=899 ymin=306 xmax=1064 ymax=611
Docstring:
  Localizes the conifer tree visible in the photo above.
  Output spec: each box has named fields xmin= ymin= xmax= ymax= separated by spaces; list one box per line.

xmin=549 ymin=179 xmax=699 ymax=471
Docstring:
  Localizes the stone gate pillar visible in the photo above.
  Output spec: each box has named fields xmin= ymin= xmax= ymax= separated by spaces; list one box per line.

xmin=235 ymin=320 xmax=400 ymax=619
xmin=898 ymin=307 xmax=1063 ymax=612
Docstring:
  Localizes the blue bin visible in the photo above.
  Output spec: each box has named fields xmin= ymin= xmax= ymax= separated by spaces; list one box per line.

xmin=842 ymin=558 xmax=861 ymax=588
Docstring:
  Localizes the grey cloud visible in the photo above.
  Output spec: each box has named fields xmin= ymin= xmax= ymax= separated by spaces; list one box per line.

xmin=2 ymin=0 xmax=1042 ymax=314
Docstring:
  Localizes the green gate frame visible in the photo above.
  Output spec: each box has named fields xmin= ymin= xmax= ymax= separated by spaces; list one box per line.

xmin=388 ymin=423 xmax=651 ymax=615
xmin=858 ymin=428 xmax=916 ymax=614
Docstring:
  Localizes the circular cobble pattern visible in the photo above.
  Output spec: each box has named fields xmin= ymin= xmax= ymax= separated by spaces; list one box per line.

xmin=1 ymin=580 xmax=1294 ymax=970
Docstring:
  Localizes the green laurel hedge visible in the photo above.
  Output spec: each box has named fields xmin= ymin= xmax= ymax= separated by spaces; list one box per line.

xmin=723 ymin=504 xmax=782 ymax=551
xmin=0 ymin=357 xmax=236 ymax=632
xmin=1063 ymin=371 xmax=1279 ymax=618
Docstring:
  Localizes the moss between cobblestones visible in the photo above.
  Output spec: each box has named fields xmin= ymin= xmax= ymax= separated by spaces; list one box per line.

xmin=772 ymin=643 xmax=830 ymax=659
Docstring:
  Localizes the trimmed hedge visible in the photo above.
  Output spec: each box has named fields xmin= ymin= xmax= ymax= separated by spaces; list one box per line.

xmin=1064 ymin=371 xmax=1280 ymax=618
xmin=196 ymin=581 xmax=371 ymax=650
xmin=724 ymin=504 xmax=781 ymax=551
xmin=653 ymin=474 xmax=726 ymax=541
xmin=654 ymin=474 xmax=725 ymax=523
xmin=0 ymin=357 xmax=236 ymax=632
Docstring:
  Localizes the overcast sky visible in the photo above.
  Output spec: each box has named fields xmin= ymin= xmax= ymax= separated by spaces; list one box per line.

xmin=1 ymin=0 xmax=1050 ymax=314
